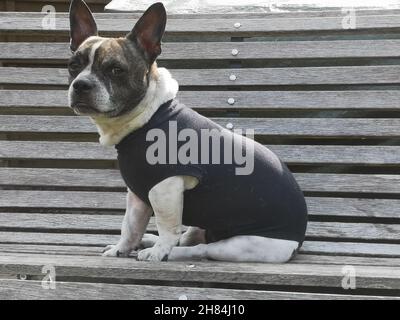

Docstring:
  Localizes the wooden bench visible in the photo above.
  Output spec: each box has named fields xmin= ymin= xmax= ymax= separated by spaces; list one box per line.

xmin=0 ymin=9 xmax=399 ymax=299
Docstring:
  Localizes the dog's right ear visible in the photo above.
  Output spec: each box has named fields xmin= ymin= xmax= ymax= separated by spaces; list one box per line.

xmin=69 ymin=0 xmax=98 ymax=52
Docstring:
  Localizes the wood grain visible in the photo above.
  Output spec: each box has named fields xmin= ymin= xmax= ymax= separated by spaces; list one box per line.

xmin=2 ymin=141 xmax=400 ymax=166
xmin=2 ymin=169 xmax=400 ymax=195
xmin=0 ymin=243 xmax=398 ymax=266
xmin=1 ymin=190 xmax=400 ymax=219
xmin=2 ymin=66 xmax=400 ymax=86
xmin=3 ymin=40 xmax=400 ymax=61
xmin=1 ymin=279 xmax=395 ymax=300
xmin=2 ymin=90 xmax=400 ymax=111
xmin=0 ymin=253 xmax=399 ymax=290
xmin=0 ymin=212 xmax=398 ymax=241
xmin=2 ymin=115 xmax=400 ymax=137
xmin=1 ymin=14 xmax=400 ymax=35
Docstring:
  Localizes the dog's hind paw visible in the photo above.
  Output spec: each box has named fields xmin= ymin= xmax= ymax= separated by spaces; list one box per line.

xmin=139 ymin=233 xmax=159 ymax=249
xmin=137 ymin=244 xmax=170 ymax=261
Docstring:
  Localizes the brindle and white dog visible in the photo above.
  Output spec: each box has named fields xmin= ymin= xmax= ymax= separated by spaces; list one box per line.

xmin=68 ymin=0 xmax=306 ymax=262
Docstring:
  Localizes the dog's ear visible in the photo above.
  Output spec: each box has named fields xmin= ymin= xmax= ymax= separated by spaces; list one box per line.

xmin=69 ymin=0 xmax=98 ymax=52
xmin=126 ymin=2 xmax=166 ymax=65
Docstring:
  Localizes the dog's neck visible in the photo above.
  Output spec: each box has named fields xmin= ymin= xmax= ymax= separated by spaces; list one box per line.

xmin=91 ymin=66 xmax=179 ymax=146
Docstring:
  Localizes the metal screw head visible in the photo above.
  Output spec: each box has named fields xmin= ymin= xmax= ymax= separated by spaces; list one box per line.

xmin=234 ymin=22 xmax=241 ymax=28
xmin=227 ymin=98 xmax=235 ymax=105
xmin=229 ymin=74 xmax=237 ymax=81
xmin=231 ymin=48 xmax=239 ymax=56
xmin=226 ymin=122 xmax=234 ymax=130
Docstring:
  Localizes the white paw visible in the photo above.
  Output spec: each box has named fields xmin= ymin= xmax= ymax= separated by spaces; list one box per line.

xmin=102 ymin=244 xmax=131 ymax=257
xmin=137 ymin=244 xmax=172 ymax=261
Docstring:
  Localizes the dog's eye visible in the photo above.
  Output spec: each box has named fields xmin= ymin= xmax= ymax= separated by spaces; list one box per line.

xmin=111 ymin=67 xmax=124 ymax=76
xmin=68 ymin=61 xmax=82 ymax=74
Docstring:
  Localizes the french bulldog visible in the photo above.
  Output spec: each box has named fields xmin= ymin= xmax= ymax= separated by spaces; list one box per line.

xmin=68 ymin=0 xmax=307 ymax=262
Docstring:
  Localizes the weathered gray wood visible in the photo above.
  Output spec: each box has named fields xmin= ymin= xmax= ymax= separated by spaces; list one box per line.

xmin=0 ymin=212 xmax=398 ymax=241
xmin=0 ymin=213 xmax=125 ymax=231
xmin=291 ymin=254 xmax=400 ymax=267
xmin=0 ymin=243 xmax=398 ymax=266
xmin=0 ymin=231 xmax=119 ymax=246
xmin=0 ymin=240 xmax=397 ymax=257
xmin=0 ymin=168 xmax=124 ymax=189
xmin=0 ymin=243 xmax=398 ymax=268
xmin=2 ymin=141 xmax=400 ymax=166
xmin=0 ymin=244 xmax=104 ymax=256
xmin=2 ymin=66 xmax=400 ymax=86
xmin=1 ymin=279 xmax=395 ymax=300
xmin=295 ymin=173 xmax=400 ymax=194
xmin=2 ymin=115 xmax=400 ymax=137
xmin=270 ymin=145 xmax=400 ymax=165
xmin=1 ymin=190 xmax=400 ymax=219
xmin=0 ymin=190 xmax=127 ymax=209
xmin=2 ymin=90 xmax=400 ymax=111
xmin=3 ymin=169 xmax=400 ymax=195
xmin=2 ymin=9 xmax=400 ymax=19
xmin=0 ymin=253 xmax=399 ymax=290
xmin=306 ymin=222 xmax=400 ymax=241
xmin=305 ymin=197 xmax=400 ymax=219
xmin=3 ymin=40 xmax=400 ymax=61
xmin=301 ymin=241 xmax=400 ymax=257
xmin=1 ymin=14 xmax=400 ymax=35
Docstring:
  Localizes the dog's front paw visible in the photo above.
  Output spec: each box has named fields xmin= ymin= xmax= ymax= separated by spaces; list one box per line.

xmin=137 ymin=244 xmax=171 ymax=261
xmin=102 ymin=244 xmax=131 ymax=257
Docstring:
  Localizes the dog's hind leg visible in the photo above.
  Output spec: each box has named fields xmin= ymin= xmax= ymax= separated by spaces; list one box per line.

xmin=168 ymin=235 xmax=299 ymax=263
xmin=179 ymin=226 xmax=206 ymax=246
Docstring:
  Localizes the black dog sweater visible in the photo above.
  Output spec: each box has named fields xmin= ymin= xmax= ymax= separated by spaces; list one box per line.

xmin=116 ymin=99 xmax=307 ymax=244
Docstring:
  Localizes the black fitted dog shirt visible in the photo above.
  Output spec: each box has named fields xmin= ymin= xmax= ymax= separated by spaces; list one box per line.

xmin=116 ymin=99 xmax=308 ymax=244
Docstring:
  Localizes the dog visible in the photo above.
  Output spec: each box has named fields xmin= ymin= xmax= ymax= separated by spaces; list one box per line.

xmin=68 ymin=0 xmax=307 ymax=263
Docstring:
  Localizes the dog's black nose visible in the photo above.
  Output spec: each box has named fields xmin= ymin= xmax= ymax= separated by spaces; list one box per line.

xmin=73 ymin=79 xmax=94 ymax=92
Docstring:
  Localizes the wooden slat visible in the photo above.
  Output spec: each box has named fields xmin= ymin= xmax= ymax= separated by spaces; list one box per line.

xmin=1 ymin=14 xmax=400 ymax=35
xmin=301 ymin=241 xmax=400 ymax=257
xmin=0 ymin=253 xmax=399 ymax=290
xmin=306 ymin=222 xmax=400 ymax=241
xmin=1 ymin=116 xmax=400 ymax=137
xmin=271 ymin=145 xmax=400 ymax=165
xmin=2 ymin=141 xmax=400 ymax=166
xmin=0 ymin=212 xmax=398 ymax=241
xmin=0 ymin=236 xmax=397 ymax=258
xmin=2 ymin=9 xmax=400 ymax=19
xmin=2 ymin=168 xmax=400 ymax=196
xmin=3 ymin=40 xmax=400 ymax=61
xmin=0 ymin=243 xmax=398 ymax=266
xmin=0 ymin=244 xmax=103 ymax=256
xmin=2 ymin=66 xmax=400 ymax=86
xmin=294 ymin=174 xmax=400 ymax=194
xmin=291 ymin=254 xmax=400 ymax=267
xmin=1 ymin=279 xmax=395 ymax=300
xmin=2 ymin=90 xmax=400 ymax=111
xmin=1 ymin=189 xmax=400 ymax=219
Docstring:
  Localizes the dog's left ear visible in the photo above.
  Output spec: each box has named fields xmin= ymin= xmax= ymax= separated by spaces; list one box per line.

xmin=126 ymin=2 xmax=166 ymax=65
xmin=69 ymin=0 xmax=98 ymax=52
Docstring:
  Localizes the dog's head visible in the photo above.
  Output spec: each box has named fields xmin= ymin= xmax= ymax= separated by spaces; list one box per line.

xmin=68 ymin=0 xmax=166 ymax=118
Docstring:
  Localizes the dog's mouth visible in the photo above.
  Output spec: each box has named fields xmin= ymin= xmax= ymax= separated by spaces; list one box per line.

xmin=71 ymin=101 xmax=98 ymax=114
